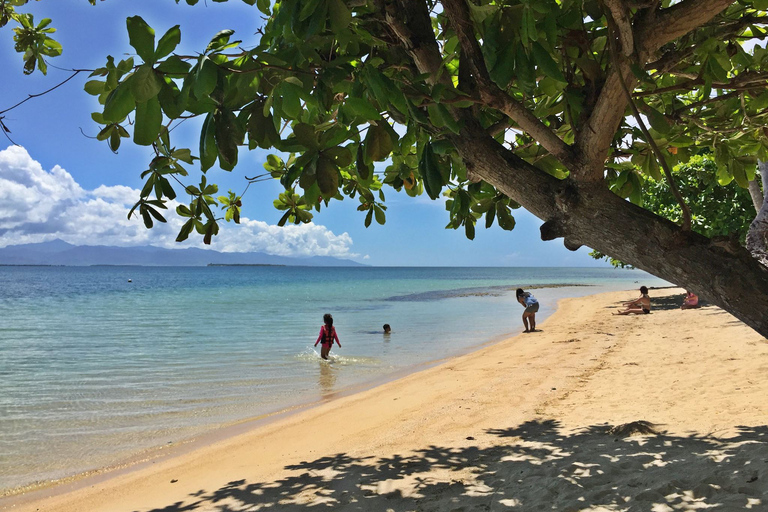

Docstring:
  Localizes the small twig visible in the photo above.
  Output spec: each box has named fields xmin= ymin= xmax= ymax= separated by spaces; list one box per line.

xmin=0 ymin=70 xmax=84 ymax=116
xmin=0 ymin=117 xmax=19 ymax=146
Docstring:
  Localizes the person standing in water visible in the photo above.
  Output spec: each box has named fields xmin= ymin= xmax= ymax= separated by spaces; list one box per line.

xmin=315 ymin=313 xmax=341 ymax=360
xmin=516 ymin=288 xmax=539 ymax=333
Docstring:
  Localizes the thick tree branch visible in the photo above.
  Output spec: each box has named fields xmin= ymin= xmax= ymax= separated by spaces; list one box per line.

xmin=381 ymin=0 xmax=448 ymax=86
xmin=747 ymin=161 xmax=768 ymax=267
xmin=573 ymin=62 xmax=634 ymax=181
xmin=439 ymin=0 xmax=576 ymax=170
xmin=449 ymin=111 xmax=768 ymax=336
xmin=749 ymin=179 xmax=764 ymax=214
xmin=635 ymin=0 xmax=735 ymax=55
xmin=603 ymin=0 xmax=634 ymax=56
xmin=572 ymin=0 xmax=736 ymax=181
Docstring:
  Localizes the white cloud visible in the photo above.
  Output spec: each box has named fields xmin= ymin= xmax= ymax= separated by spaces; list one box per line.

xmin=0 ymin=146 xmax=358 ymax=259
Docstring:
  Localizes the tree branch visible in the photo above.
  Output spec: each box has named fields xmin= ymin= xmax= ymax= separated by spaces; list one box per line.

xmin=381 ymin=0 xmax=447 ymax=86
xmin=747 ymin=161 xmax=768 ymax=267
xmin=634 ymin=71 xmax=768 ymax=98
xmin=572 ymin=0 xmax=736 ymax=181
xmin=603 ymin=0 xmax=634 ymax=56
xmin=439 ymin=0 xmax=576 ymax=169
xmin=635 ymin=0 xmax=735 ymax=56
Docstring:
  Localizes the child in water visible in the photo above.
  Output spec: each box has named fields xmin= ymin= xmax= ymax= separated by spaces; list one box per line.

xmin=315 ymin=313 xmax=341 ymax=360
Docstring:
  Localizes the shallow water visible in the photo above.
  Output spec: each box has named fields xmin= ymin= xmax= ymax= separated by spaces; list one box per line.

xmin=0 ymin=266 xmax=668 ymax=492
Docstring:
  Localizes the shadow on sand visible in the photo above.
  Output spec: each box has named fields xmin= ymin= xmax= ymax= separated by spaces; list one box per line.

xmin=607 ymin=292 xmax=711 ymax=312
xmin=138 ymin=419 xmax=768 ymax=511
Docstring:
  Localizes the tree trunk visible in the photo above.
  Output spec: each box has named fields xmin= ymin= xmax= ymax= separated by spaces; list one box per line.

xmin=747 ymin=161 xmax=768 ymax=268
xmin=452 ymin=127 xmax=768 ymax=338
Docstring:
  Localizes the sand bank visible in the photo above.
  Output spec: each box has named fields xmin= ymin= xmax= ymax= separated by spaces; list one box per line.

xmin=3 ymin=287 xmax=768 ymax=511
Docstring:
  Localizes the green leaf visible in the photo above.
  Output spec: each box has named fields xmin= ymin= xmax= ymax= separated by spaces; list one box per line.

xmin=194 ymin=56 xmax=218 ymax=99
xmin=292 ymin=122 xmax=319 ymax=150
xmin=155 ymin=25 xmax=181 ymax=60
xmin=646 ymin=107 xmax=671 ymax=135
xmin=176 ymin=219 xmax=195 ymax=242
xmin=134 ymin=97 xmax=163 ymax=146
xmin=200 ymin=112 xmax=217 ymax=171
xmin=126 ymin=16 xmax=156 ymax=63
xmin=103 ymin=82 xmax=136 ymax=123
xmin=373 ymin=204 xmax=385 ymax=225
xmin=515 ymin=46 xmax=535 ymax=94
xmin=257 ymin=0 xmax=271 ymax=15
xmin=364 ymin=123 xmax=394 ymax=162
xmin=316 ymin=155 xmax=339 ymax=198
xmin=531 ymin=42 xmax=566 ymax=83
xmin=156 ymin=56 xmax=191 ymax=75
xmin=206 ymin=29 xmax=235 ymax=53
xmin=281 ymin=82 xmax=303 ymax=119
xmin=214 ymin=109 xmax=243 ymax=169
xmin=327 ymin=0 xmax=352 ymax=33
xmin=131 ymin=64 xmax=163 ymax=103
xmin=344 ymin=97 xmax=381 ymax=120
xmin=495 ymin=202 xmax=516 ymax=230
xmin=364 ymin=208 xmax=373 ymax=227
xmin=84 ymin=80 xmax=105 ymax=96
xmin=419 ymin=142 xmax=442 ymax=200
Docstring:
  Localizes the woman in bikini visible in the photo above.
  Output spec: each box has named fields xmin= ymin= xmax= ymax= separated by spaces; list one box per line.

xmin=615 ymin=286 xmax=651 ymax=315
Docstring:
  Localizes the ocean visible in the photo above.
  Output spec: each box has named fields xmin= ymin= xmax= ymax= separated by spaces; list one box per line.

xmin=0 ymin=266 xmax=669 ymax=494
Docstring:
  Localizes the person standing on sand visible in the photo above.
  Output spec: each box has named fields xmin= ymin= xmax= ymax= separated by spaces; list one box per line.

xmin=615 ymin=286 xmax=651 ymax=315
xmin=516 ymin=288 xmax=539 ymax=333
xmin=315 ymin=313 xmax=341 ymax=360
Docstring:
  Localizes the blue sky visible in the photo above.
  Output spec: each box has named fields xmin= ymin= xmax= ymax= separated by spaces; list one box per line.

xmin=0 ymin=0 xmax=608 ymax=267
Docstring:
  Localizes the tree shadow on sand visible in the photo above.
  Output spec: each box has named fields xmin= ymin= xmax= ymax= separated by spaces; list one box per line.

xmin=607 ymin=292 xmax=711 ymax=312
xmin=138 ymin=420 xmax=768 ymax=512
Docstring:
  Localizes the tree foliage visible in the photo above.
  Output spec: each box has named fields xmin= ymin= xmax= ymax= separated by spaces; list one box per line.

xmin=593 ymin=154 xmax=757 ymax=267
xmin=3 ymin=0 xmax=763 ymax=242
xmin=4 ymin=0 xmax=768 ymax=334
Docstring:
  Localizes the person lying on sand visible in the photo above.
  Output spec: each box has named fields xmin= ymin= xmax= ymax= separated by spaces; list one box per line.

xmin=681 ymin=290 xmax=700 ymax=309
xmin=615 ymin=286 xmax=651 ymax=315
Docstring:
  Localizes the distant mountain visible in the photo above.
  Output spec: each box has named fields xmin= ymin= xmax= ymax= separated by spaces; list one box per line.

xmin=0 ymin=240 xmax=366 ymax=267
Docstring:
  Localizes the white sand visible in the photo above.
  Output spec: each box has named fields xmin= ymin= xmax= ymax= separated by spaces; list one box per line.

xmin=3 ymin=287 xmax=767 ymax=511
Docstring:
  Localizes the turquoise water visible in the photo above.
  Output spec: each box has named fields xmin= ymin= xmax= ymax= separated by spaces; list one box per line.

xmin=0 ymin=266 xmax=668 ymax=493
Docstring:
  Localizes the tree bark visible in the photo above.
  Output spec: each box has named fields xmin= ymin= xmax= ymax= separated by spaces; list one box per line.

xmin=747 ymin=162 xmax=768 ymax=268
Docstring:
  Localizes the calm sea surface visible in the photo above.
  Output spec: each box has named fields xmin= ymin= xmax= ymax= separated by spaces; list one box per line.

xmin=0 ymin=266 xmax=669 ymax=493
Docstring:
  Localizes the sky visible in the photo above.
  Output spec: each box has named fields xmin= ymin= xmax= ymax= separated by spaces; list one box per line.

xmin=0 ymin=0 xmax=609 ymax=267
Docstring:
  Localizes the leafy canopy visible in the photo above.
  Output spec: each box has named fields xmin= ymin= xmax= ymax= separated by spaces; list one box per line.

xmin=3 ymin=0 xmax=768 ymax=245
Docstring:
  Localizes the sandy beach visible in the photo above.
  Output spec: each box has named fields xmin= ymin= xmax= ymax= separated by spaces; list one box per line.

xmin=3 ymin=286 xmax=768 ymax=512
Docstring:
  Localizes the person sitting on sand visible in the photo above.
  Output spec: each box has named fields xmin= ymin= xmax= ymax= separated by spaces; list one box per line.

xmin=681 ymin=290 xmax=700 ymax=309
xmin=516 ymin=288 xmax=539 ymax=333
xmin=383 ymin=324 xmax=391 ymax=334
xmin=315 ymin=313 xmax=341 ymax=360
xmin=615 ymin=286 xmax=651 ymax=315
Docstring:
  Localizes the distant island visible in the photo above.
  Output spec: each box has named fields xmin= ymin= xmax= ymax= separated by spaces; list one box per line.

xmin=207 ymin=263 xmax=285 ymax=267
xmin=0 ymin=240 xmax=366 ymax=267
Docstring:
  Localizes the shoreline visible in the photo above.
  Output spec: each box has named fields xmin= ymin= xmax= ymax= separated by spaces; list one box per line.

xmin=0 ymin=281 xmax=585 ymax=499
xmin=5 ymin=286 xmax=767 ymax=511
